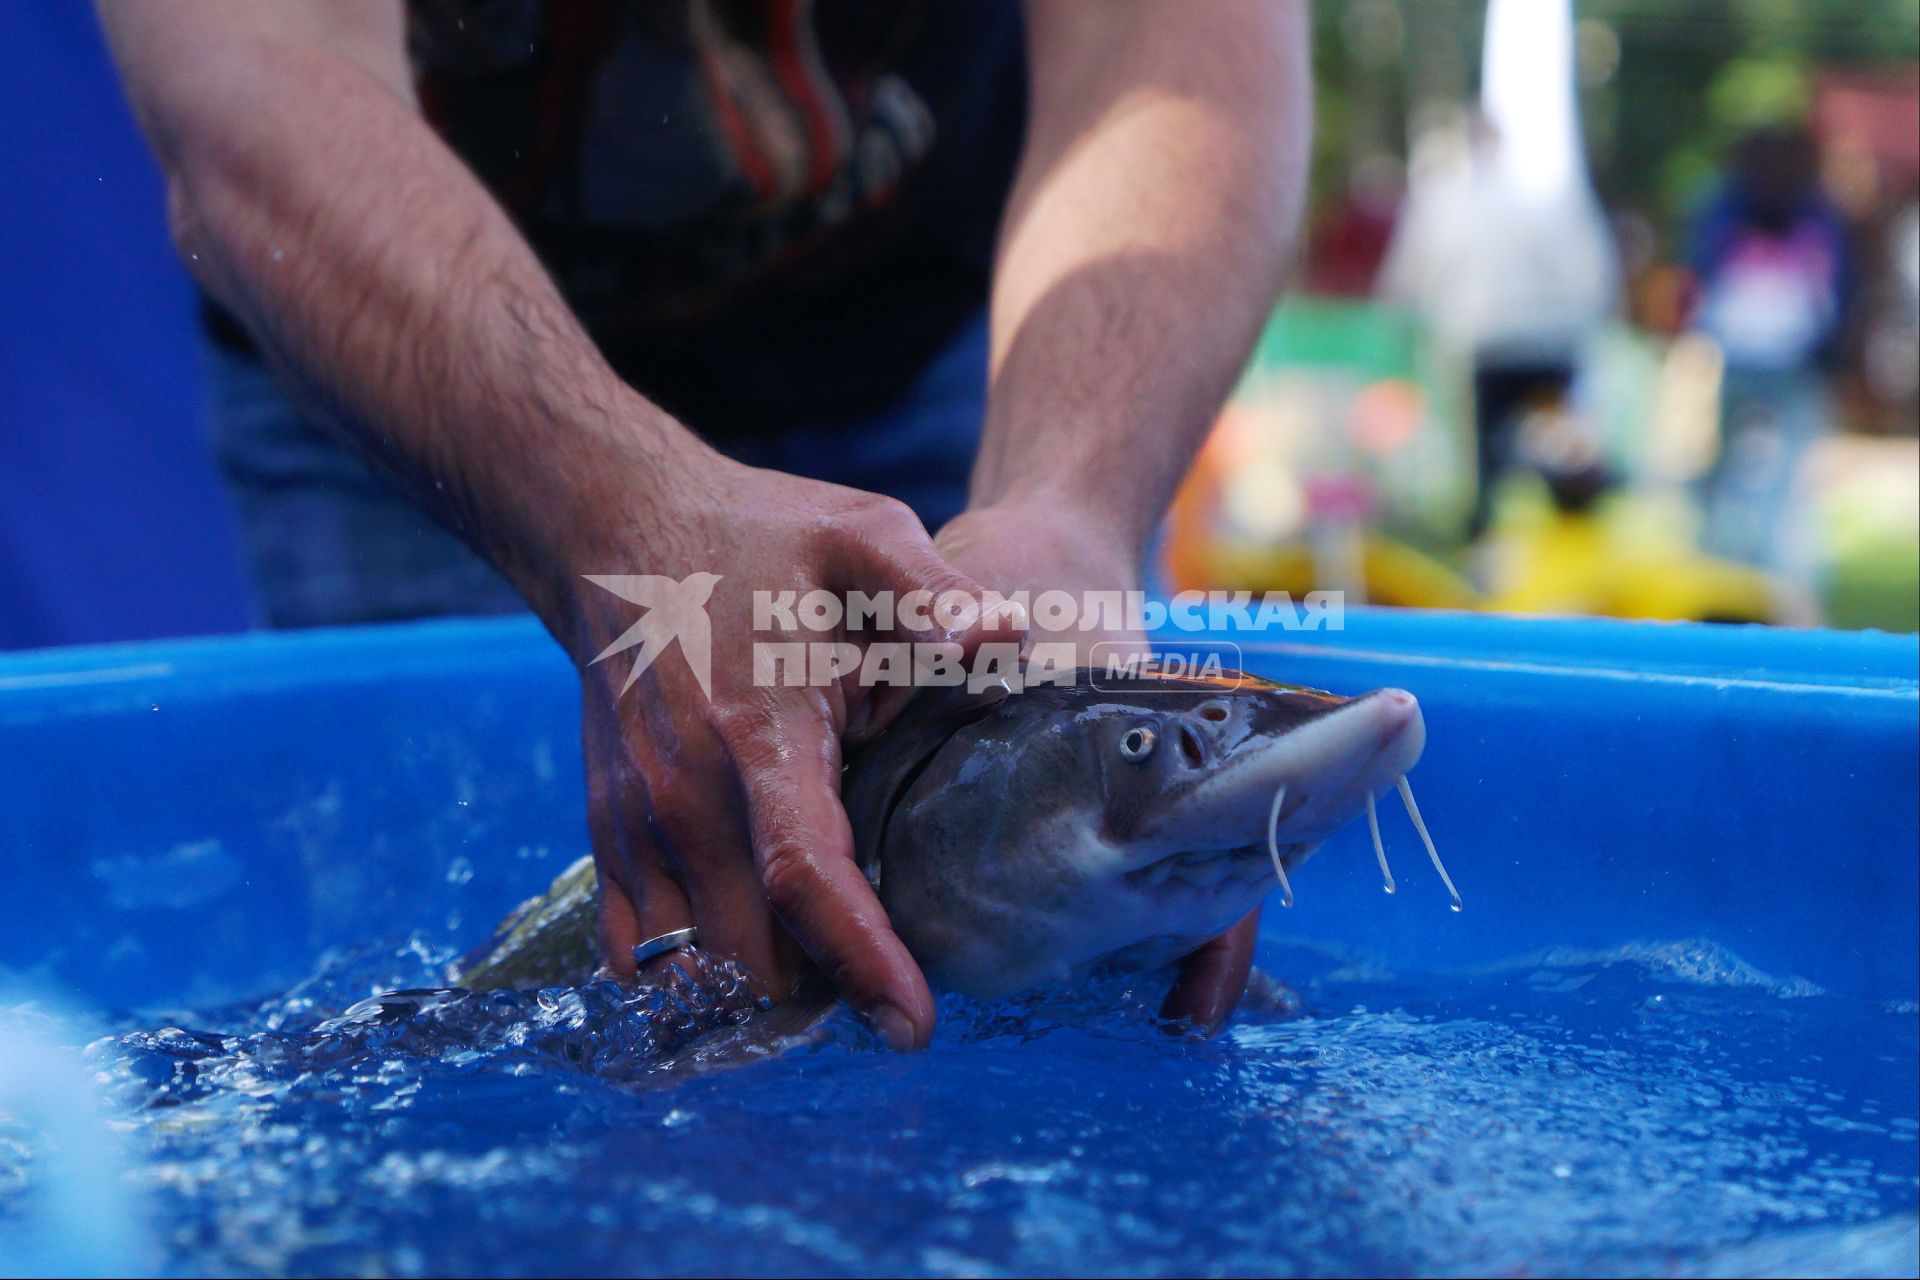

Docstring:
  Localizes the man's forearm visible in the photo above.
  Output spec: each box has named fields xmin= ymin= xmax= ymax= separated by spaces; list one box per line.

xmin=971 ymin=0 xmax=1310 ymax=561
xmin=99 ymin=1 xmax=706 ymax=634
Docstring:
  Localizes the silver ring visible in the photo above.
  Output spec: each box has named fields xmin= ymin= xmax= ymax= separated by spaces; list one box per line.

xmin=631 ymin=927 xmax=699 ymax=968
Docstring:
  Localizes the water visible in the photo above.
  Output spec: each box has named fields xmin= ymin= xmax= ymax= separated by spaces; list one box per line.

xmin=5 ymin=938 xmax=1916 ymax=1277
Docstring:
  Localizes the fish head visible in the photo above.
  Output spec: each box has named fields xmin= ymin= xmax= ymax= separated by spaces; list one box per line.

xmin=848 ymin=669 xmax=1427 ymax=999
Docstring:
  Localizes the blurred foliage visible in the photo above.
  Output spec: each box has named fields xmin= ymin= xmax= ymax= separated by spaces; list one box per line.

xmin=1310 ymin=0 xmax=1920 ymax=236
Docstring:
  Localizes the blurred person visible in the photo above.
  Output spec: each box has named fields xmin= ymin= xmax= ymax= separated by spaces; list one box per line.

xmin=1378 ymin=0 xmax=1617 ymax=541
xmin=97 ymin=0 xmax=1312 ymax=1044
xmin=1688 ymin=126 xmax=1854 ymax=577
xmin=1376 ymin=114 xmax=1618 ymax=539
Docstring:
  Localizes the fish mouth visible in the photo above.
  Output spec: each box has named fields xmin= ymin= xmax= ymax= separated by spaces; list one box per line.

xmin=1123 ymin=837 xmax=1312 ymax=892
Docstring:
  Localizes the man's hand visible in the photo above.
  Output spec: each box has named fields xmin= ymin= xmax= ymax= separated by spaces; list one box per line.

xmin=934 ymin=500 xmax=1261 ymax=1036
xmin=564 ymin=455 xmax=1010 ymax=1052
xmin=96 ymin=0 xmax=1014 ymax=1051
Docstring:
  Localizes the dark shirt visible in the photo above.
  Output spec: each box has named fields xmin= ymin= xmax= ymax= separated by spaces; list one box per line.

xmin=207 ymin=0 xmax=1027 ymax=439
xmin=1689 ymin=181 xmax=1852 ymax=373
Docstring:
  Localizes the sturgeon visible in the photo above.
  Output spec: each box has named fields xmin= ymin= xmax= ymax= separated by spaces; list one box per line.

xmin=457 ymin=668 xmax=1456 ymax=1005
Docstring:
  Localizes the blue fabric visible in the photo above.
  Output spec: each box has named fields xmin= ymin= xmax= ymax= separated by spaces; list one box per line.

xmin=201 ymin=347 xmax=526 ymax=629
xmin=204 ymin=310 xmax=987 ymax=628
xmin=721 ymin=309 xmax=989 ymax=533
xmin=0 ymin=3 xmax=250 ymax=649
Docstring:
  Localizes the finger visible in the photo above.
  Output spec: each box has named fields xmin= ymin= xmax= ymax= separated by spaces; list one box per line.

xmin=831 ymin=498 xmax=1024 ymax=646
xmin=605 ymin=848 xmax=700 ymax=983
xmin=593 ymin=856 xmax=700 ymax=983
xmin=888 ymin=546 xmax=1022 ymax=652
xmin=583 ymin=701 xmax=696 ymax=981
xmin=641 ymin=720 xmax=798 ymax=997
xmin=593 ymin=860 xmax=646 ymax=979
xmin=731 ymin=702 xmax=935 ymax=1050
xmin=1159 ymin=907 xmax=1262 ymax=1037
xmin=837 ymin=537 xmax=1026 ymax=742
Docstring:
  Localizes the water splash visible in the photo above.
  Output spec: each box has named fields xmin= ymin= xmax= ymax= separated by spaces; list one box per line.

xmin=101 ymin=949 xmax=768 ymax=1104
xmin=37 ymin=935 xmax=1918 ymax=1277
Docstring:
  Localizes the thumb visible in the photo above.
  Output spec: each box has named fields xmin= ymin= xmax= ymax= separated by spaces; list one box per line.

xmin=841 ymin=541 xmax=1026 ymax=742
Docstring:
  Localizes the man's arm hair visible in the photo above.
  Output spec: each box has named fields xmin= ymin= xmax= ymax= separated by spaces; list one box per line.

xmin=96 ymin=0 xmax=710 ymax=632
xmin=969 ymin=0 xmax=1311 ymax=557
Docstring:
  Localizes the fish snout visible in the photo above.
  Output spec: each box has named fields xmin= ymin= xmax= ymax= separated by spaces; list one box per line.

xmin=1145 ymin=687 xmax=1428 ymax=853
xmin=1358 ymin=688 xmax=1426 ymax=781
xmin=1270 ymin=689 xmax=1426 ymax=839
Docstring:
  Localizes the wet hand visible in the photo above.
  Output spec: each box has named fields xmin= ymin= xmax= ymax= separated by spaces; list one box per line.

xmin=934 ymin=501 xmax=1149 ymax=666
xmin=555 ymin=454 xmax=1009 ymax=1051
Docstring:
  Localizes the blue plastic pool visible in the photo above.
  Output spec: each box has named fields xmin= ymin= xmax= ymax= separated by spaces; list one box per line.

xmin=1 ymin=611 xmax=1915 ymax=1276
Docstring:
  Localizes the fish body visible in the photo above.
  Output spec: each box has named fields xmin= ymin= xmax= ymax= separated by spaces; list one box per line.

xmin=457 ymin=852 xmax=600 ymax=991
xmin=458 ymin=668 xmax=1433 ymax=1000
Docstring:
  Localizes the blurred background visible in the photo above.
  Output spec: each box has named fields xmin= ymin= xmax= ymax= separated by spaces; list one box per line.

xmin=1167 ymin=0 xmax=1920 ymax=632
xmin=3 ymin=0 xmax=1917 ymax=650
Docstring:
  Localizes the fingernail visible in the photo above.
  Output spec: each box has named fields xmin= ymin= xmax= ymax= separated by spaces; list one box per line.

xmin=867 ymin=1003 xmax=916 ymax=1051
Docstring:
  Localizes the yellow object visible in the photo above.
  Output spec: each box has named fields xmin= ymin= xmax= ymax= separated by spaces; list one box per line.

xmin=1168 ymin=536 xmax=1482 ymax=611
xmin=1486 ymin=501 xmax=1779 ymax=623
xmin=1169 ymin=501 xmax=1778 ymax=622
xmin=1164 ymin=403 xmax=1784 ymax=624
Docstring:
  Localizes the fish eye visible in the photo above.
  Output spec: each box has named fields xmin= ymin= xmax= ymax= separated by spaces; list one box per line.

xmin=1119 ymin=725 xmax=1157 ymax=762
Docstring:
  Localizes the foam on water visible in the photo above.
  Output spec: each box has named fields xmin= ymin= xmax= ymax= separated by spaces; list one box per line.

xmin=1 ymin=938 xmax=1913 ymax=1277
